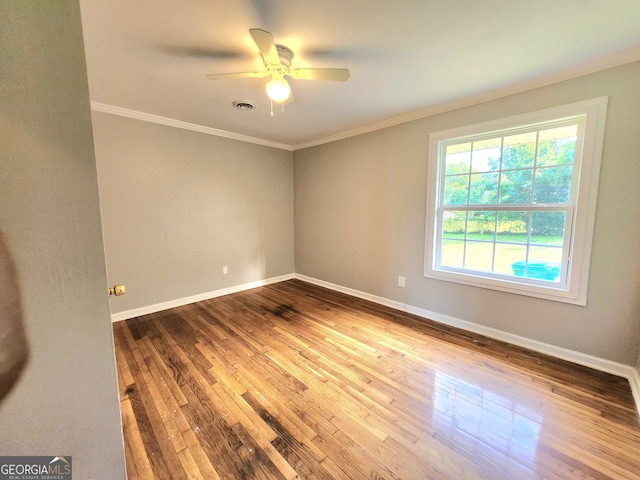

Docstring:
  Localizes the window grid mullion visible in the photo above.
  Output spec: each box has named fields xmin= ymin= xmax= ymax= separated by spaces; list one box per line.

xmin=462 ymin=211 xmax=469 ymax=269
xmin=531 ymin=130 xmax=541 ymax=203
xmin=524 ymin=211 xmax=533 ymax=276
xmin=491 ymin=136 xmax=504 ymax=274
xmin=441 ymin=204 xmax=570 ymax=212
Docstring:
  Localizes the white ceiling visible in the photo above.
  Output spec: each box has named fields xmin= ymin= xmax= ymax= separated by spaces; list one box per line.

xmin=79 ymin=0 xmax=640 ymax=149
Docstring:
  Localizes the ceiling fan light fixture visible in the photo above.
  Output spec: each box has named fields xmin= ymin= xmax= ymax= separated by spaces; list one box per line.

xmin=265 ymin=76 xmax=291 ymax=102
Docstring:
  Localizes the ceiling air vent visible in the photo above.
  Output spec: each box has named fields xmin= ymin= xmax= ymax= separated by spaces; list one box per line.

xmin=232 ymin=101 xmax=256 ymax=111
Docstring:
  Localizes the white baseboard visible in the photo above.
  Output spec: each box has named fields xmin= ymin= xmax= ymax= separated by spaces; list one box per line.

xmin=295 ymin=274 xmax=407 ymax=311
xmin=294 ymin=273 xmax=640 ymax=414
xmin=630 ymin=368 xmax=640 ymax=413
xmin=110 ymin=273 xmax=295 ymax=322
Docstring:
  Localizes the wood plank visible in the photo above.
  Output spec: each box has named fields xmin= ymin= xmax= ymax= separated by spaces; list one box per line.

xmin=120 ymin=396 xmax=153 ymax=480
xmin=180 ymin=429 xmax=221 ymax=480
xmin=113 ymin=279 xmax=640 ymax=479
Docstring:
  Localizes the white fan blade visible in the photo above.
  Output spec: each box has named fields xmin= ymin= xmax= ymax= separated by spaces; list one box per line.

xmin=289 ymin=68 xmax=350 ymax=81
xmin=249 ymin=28 xmax=280 ymax=65
xmin=205 ymin=71 xmax=269 ymax=80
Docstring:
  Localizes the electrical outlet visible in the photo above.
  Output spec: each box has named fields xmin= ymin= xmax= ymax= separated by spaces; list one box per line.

xmin=222 ymin=266 xmax=229 ymax=275
xmin=398 ymin=276 xmax=406 ymax=288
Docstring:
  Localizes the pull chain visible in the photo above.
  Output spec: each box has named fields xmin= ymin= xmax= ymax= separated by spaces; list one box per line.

xmin=270 ymin=99 xmax=285 ymax=117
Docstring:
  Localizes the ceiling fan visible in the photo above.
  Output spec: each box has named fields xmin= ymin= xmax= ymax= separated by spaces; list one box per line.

xmin=205 ymin=28 xmax=350 ymax=104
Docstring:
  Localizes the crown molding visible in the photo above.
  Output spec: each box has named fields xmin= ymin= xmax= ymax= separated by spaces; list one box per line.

xmin=91 ymin=47 xmax=640 ymax=152
xmin=90 ymin=102 xmax=293 ymax=151
xmin=292 ymin=46 xmax=640 ymax=150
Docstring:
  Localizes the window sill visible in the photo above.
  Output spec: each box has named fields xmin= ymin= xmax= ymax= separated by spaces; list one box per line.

xmin=424 ymin=268 xmax=586 ymax=305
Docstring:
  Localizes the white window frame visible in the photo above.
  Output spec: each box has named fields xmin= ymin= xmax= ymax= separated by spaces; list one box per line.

xmin=424 ymin=97 xmax=607 ymax=305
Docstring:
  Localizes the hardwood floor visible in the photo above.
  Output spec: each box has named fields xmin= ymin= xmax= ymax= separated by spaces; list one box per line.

xmin=113 ymin=279 xmax=640 ymax=479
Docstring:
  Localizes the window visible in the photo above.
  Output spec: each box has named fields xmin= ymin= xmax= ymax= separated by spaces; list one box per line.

xmin=424 ymin=98 xmax=607 ymax=304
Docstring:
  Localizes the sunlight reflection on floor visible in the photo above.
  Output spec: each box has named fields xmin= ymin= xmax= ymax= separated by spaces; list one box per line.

xmin=433 ymin=371 xmax=543 ymax=466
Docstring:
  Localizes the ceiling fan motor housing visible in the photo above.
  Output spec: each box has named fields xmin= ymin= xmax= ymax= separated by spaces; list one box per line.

xmin=274 ymin=45 xmax=293 ymax=69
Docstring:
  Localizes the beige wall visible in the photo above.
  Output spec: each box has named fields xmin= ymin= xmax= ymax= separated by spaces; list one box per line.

xmin=295 ymin=62 xmax=640 ymax=365
xmin=93 ymin=112 xmax=295 ymax=314
xmin=0 ymin=1 xmax=126 ymax=477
